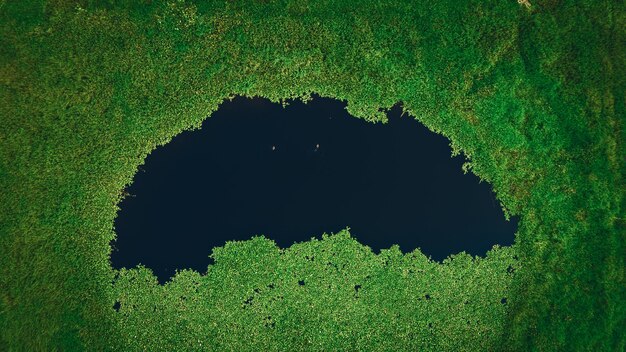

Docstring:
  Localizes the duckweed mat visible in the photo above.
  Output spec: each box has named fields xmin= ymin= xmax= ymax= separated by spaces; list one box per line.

xmin=1 ymin=0 xmax=624 ymax=350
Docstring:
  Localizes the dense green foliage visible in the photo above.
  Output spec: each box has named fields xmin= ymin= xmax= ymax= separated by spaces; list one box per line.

xmin=1 ymin=0 xmax=624 ymax=350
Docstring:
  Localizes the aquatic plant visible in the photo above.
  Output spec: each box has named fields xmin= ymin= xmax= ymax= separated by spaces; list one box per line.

xmin=1 ymin=0 xmax=623 ymax=350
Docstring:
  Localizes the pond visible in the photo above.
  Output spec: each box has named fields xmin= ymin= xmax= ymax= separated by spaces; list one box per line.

xmin=111 ymin=95 xmax=518 ymax=283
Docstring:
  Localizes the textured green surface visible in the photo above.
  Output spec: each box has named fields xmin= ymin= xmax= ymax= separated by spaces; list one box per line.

xmin=1 ymin=0 xmax=624 ymax=350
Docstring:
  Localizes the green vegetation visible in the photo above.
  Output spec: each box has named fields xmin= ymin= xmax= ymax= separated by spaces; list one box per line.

xmin=1 ymin=0 xmax=624 ymax=350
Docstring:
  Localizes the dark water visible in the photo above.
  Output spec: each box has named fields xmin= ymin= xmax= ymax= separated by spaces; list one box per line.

xmin=111 ymin=96 xmax=518 ymax=283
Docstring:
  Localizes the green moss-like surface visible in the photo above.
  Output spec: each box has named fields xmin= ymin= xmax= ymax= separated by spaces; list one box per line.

xmin=1 ymin=0 xmax=624 ymax=350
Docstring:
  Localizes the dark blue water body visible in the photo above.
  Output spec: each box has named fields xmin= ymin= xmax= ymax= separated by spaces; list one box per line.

xmin=111 ymin=96 xmax=518 ymax=283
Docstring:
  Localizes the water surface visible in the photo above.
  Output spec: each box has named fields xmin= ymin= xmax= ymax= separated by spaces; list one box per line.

xmin=111 ymin=96 xmax=518 ymax=282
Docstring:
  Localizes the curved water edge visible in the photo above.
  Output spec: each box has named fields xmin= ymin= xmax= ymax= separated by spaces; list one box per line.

xmin=111 ymin=95 xmax=518 ymax=283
